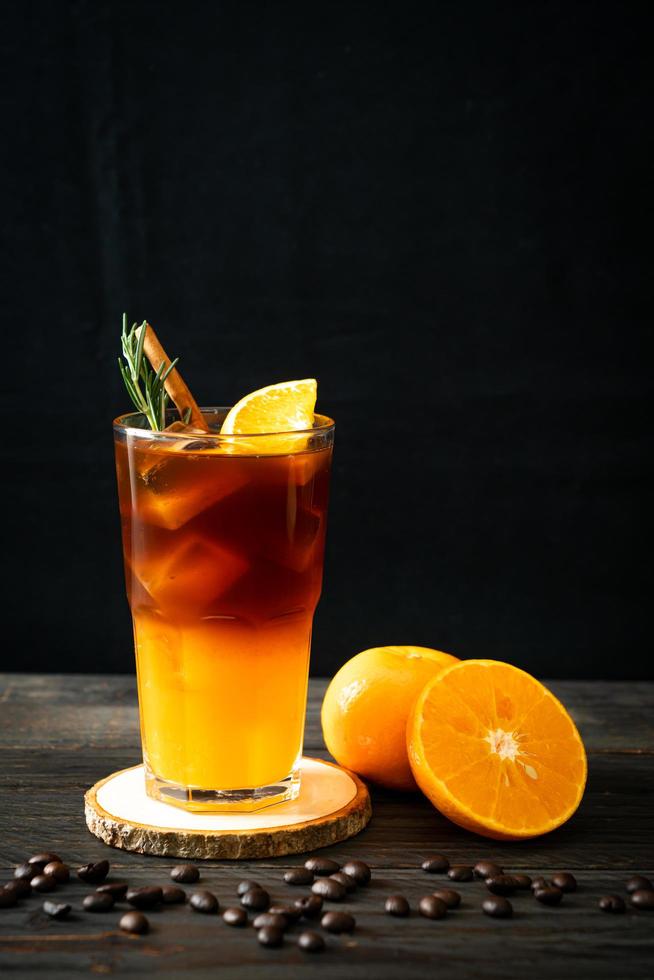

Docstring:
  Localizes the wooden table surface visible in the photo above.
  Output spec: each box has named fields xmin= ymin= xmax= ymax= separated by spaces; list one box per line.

xmin=0 ymin=674 xmax=652 ymax=978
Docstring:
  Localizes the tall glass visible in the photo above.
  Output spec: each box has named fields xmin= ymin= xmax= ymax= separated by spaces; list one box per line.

xmin=113 ymin=407 xmax=334 ymax=811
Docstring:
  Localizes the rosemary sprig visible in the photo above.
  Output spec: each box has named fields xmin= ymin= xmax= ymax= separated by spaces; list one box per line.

xmin=118 ymin=314 xmax=180 ymax=430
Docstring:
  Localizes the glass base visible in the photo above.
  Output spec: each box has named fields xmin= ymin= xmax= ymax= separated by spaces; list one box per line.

xmin=144 ymin=763 xmax=302 ymax=813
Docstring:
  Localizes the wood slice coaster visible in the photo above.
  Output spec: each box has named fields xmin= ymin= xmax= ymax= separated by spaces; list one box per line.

xmin=85 ymin=758 xmax=372 ymax=860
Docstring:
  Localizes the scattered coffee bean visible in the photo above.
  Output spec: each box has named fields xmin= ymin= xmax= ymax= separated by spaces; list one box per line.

xmin=284 ymin=868 xmax=314 ymax=886
xmin=4 ymin=880 xmax=31 ymax=900
xmin=534 ymin=886 xmax=563 ymax=906
xmin=170 ymin=864 xmax=199 ymax=884
xmin=329 ymin=872 xmax=357 ymax=892
xmin=0 ymin=889 xmax=17 ymax=909
xmin=531 ymin=876 xmax=548 ymax=892
xmin=161 ymin=886 xmax=186 ymax=904
xmin=321 ymin=910 xmax=356 ymax=933
xmin=630 ymin=889 xmax=654 ymax=910
xmin=599 ymin=895 xmax=626 ymax=913
xmin=448 ymin=866 xmax=473 ymax=882
xmin=126 ymin=887 xmax=163 ymax=910
xmin=31 ymin=874 xmax=57 ymax=893
xmin=626 ymin=875 xmax=652 ymax=894
xmin=297 ymin=929 xmax=325 ymax=952
xmin=237 ymin=880 xmax=261 ymax=896
xmin=419 ymin=895 xmax=447 ymax=919
xmin=223 ymin=906 xmax=248 ymax=927
xmin=421 ymin=854 xmax=449 ymax=874
xmin=97 ymin=882 xmax=129 ymax=900
xmin=473 ymin=860 xmax=503 ymax=879
xmin=432 ymin=888 xmax=461 ymax=909
xmin=253 ymin=912 xmax=288 ymax=931
xmin=486 ymin=875 xmax=518 ymax=896
xmin=258 ymin=925 xmax=284 ymax=947
xmin=43 ymin=900 xmax=71 ymax=920
xmin=293 ymin=895 xmax=323 ymax=919
xmin=77 ymin=861 xmax=109 ymax=884
xmin=304 ymin=856 xmax=340 ymax=876
xmin=240 ymin=888 xmax=269 ymax=911
xmin=14 ymin=864 xmax=37 ymax=881
xmin=385 ymin=894 xmax=410 ymax=917
xmin=190 ymin=890 xmax=219 ymax=914
xmin=28 ymin=852 xmax=61 ymax=866
xmin=512 ymin=875 xmax=532 ymax=890
xmin=341 ymin=860 xmax=371 ymax=885
xmin=119 ymin=911 xmax=149 ymax=934
xmin=551 ymin=872 xmax=577 ymax=893
xmin=43 ymin=862 xmax=69 ymax=883
xmin=269 ymin=904 xmax=302 ymax=922
xmin=312 ymin=878 xmax=346 ymax=902
xmin=482 ymin=896 xmax=513 ymax=918
xmin=83 ymin=892 xmax=115 ymax=913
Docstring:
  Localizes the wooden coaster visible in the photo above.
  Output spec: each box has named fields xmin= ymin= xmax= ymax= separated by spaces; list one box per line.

xmin=85 ymin=758 xmax=372 ymax=860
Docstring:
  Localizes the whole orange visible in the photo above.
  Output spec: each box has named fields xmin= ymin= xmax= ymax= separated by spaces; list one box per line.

xmin=321 ymin=646 xmax=459 ymax=791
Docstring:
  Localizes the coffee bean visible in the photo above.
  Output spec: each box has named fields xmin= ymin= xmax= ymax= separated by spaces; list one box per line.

xmin=473 ymin=860 xmax=503 ymax=880
xmin=83 ymin=892 xmax=115 ymax=912
xmin=237 ymin=880 xmax=261 ymax=896
xmin=304 ymin=856 xmax=340 ymax=876
xmin=626 ymin=875 xmax=652 ymax=894
xmin=419 ymin=895 xmax=447 ymax=919
xmin=293 ymin=895 xmax=323 ymax=919
xmin=43 ymin=862 xmax=70 ymax=883
xmin=126 ymin=887 xmax=163 ymax=910
xmin=253 ymin=912 xmax=289 ymax=931
xmin=257 ymin=925 xmax=284 ymax=947
xmin=531 ymin=876 xmax=548 ymax=892
xmin=43 ymin=900 xmax=71 ymax=920
xmin=432 ymin=888 xmax=461 ymax=909
xmin=534 ymin=886 xmax=563 ymax=905
xmin=486 ymin=875 xmax=518 ymax=896
xmin=223 ymin=906 xmax=248 ymax=927
xmin=31 ymin=874 xmax=57 ymax=893
xmin=119 ymin=911 xmax=149 ymax=935
xmin=448 ymin=866 xmax=473 ymax=882
xmin=269 ymin=904 xmax=302 ymax=922
xmin=297 ymin=929 xmax=325 ymax=953
xmin=551 ymin=872 xmax=577 ymax=893
xmin=630 ymin=889 xmax=654 ymax=910
xmin=189 ymin=889 xmax=218 ymax=914
xmin=0 ymin=888 xmax=17 ymax=909
xmin=28 ymin=852 xmax=61 ymax=866
xmin=97 ymin=882 xmax=128 ymax=900
xmin=284 ymin=868 xmax=314 ymax=886
xmin=321 ymin=910 xmax=355 ymax=933
xmin=170 ymin=864 xmax=199 ymax=884
xmin=77 ymin=861 xmax=110 ymax=884
xmin=311 ymin=878 xmax=346 ymax=902
xmin=482 ymin=896 xmax=513 ymax=918
xmin=341 ymin=860 xmax=371 ymax=885
xmin=161 ymin=886 xmax=186 ymax=904
xmin=421 ymin=854 xmax=449 ymax=874
xmin=15 ymin=863 xmax=37 ymax=881
xmin=4 ymin=880 xmax=31 ymax=900
xmin=385 ymin=894 xmax=410 ymax=917
xmin=329 ymin=872 xmax=357 ymax=892
xmin=599 ymin=895 xmax=626 ymax=913
xmin=512 ymin=875 xmax=533 ymax=890
xmin=240 ymin=888 xmax=269 ymax=911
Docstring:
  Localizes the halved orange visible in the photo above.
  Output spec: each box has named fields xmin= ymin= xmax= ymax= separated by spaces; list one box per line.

xmin=407 ymin=660 xmax=587 ymax=839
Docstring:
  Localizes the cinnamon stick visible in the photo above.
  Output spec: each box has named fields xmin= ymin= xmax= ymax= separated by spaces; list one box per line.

xmin=140 ymin=322 xmax=208 ymax=431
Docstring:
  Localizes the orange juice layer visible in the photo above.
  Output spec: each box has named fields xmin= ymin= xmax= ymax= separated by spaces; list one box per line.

xmin=115 ymin=436 xmax=332 ymax=791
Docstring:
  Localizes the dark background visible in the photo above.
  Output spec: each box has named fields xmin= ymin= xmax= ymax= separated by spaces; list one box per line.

xmin=1 ymin=2 xmax=651 ymax=679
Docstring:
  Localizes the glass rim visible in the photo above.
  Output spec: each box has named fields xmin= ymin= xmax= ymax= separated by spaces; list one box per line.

xmin=113 ymin=406 xmax=335 ymax=441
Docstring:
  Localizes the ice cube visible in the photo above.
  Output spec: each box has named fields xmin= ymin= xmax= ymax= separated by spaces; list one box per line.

xmin=136 ymin=453 xmax=250 ymax=530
